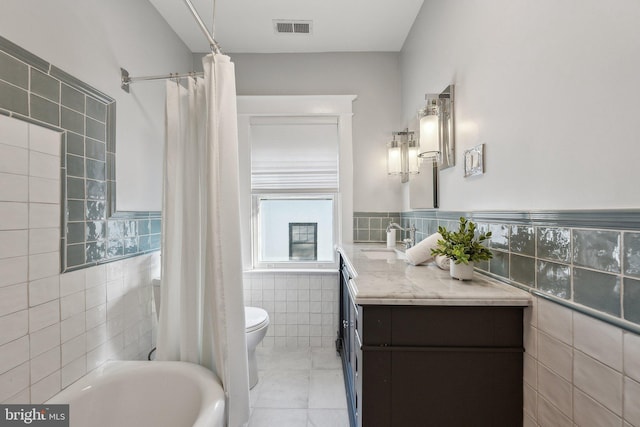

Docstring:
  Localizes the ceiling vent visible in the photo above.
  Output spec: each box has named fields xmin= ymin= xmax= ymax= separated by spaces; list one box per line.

xmin=273 ymin=20 xmax=312 ymax=35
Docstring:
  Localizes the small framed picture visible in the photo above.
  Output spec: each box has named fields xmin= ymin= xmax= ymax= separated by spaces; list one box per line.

xmin=463 ymin=144 xmax=485 ymax=177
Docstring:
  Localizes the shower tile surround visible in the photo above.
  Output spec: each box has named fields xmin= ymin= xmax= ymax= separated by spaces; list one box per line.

xmin=0 ymin=35 xmax=161 ymax=273
xmin=0 ymin=114 xmax=159 ymax=403
xmin=355 ymin=210 xmax=640 ymax=425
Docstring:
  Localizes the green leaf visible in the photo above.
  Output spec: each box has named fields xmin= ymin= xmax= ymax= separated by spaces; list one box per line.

xmin=432 ymin=217 xmax=493 ymax=263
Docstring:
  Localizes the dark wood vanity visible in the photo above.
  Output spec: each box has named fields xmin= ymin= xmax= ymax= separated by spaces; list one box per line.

xmin=337 ymin=248 xmax=529 ymax=427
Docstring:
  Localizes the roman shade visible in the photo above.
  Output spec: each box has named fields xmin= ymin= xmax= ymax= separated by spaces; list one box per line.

xmin=250 ymin=116 xmax=339 ymax=191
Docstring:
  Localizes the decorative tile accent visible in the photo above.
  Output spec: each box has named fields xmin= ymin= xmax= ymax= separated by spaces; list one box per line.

xmin=510 ymin=225 xmax=535 ymax=256
xmin=30 ymin=69 xmax=60 ymax=103
xmin=61 ymin=84 xmax=85 ymax=113
xmin=573 ymin=229 xmax=620 ymax=273
xmin=489 ymin=224 xmax=509 ymax=250
xmin=0 ymin=79 xmax=28 ymax=115
xmin=0 ymin=50 xmax=28 ymax=89
xmin=624 ymin=233 xmax=640 ymax=278
xmin=510 ymin=254 xmax=535 ymax=287
xmin=537 ymin=261 xmax=571 ymax=299
xmin=489 ymin=249 xmax=509 ymax=278
xmin=537 ymin=227 xmax=571 ymax=263
xmin=573 ymin=268 xmax=621 ymax=316
xmin=0 ymin=35 xmax=161 ymax=272
xmin=352 ymin=212 xmax=400 ymax=243
xmin=624 ymin=278 xmax=640 ymax=324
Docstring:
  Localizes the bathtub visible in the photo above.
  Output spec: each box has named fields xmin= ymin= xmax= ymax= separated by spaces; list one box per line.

xmin=47 ymin=361 xmax=225 ymax=427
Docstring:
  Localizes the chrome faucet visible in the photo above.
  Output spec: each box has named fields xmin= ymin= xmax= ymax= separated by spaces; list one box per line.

xmin=386 ymin=222 xmax=416 ymax=249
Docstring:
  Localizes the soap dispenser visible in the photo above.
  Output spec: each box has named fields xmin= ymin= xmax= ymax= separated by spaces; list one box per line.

xmin=386 ymin=223 xmax=396 ymax=248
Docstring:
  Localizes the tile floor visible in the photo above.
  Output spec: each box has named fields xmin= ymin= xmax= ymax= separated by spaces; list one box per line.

xmin=248 ymin=347 xmax=349 ymax=427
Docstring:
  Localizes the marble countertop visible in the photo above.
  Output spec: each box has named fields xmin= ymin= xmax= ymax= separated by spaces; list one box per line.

xmin=338 ymin=243 xmax=531 ymax=307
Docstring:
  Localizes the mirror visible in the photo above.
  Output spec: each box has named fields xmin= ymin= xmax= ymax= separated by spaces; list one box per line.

xmin=436 ymin=84 xmax=455 ymax=170
xmin=407 ymin=114 xmax=438 ymax=209
xmin=409 ymin=161 xmax=438 ymax=209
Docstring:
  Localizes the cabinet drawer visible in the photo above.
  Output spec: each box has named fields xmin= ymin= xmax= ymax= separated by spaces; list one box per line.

xmin=359 ymin=306 xmax=391 ymax=345
xmin=391 ymin=306 xmax=523 ymax=347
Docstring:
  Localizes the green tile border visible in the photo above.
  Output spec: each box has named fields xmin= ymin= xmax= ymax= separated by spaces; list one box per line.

xmin=355 ymin=209 xmax=640 ymax=333
xmin=480 ymin=269 xmax=640 ymax=336
xmin=0 ymin=35 xmax=161 ymax=273
xmin=394 ymin=209 xmax=640 ymax=231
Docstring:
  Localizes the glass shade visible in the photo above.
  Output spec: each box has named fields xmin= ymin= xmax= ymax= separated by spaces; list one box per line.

xmin=387 ymin=141 xmax=402 ymax=175
xmin=407 ymin=140 xmax=420 ymax=174
xmin=418 ymin=114 xmax=439 ymax=158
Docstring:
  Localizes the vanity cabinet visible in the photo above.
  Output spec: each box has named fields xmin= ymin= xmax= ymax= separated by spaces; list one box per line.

xmin=338 ymin=255 xmax=524 ymax=427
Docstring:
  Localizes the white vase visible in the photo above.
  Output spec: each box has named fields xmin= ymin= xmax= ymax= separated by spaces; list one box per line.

xmin=450 ymin=261 xmax=474 ymax=280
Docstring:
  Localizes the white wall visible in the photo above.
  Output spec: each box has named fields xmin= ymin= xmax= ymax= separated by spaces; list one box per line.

xmin=209 ymin=52 xmax=405 ymax=212
xmin=401 ymin=0 xmax=640 ymax=211
xmin=0 ymin=0 xmax=194 ymax=211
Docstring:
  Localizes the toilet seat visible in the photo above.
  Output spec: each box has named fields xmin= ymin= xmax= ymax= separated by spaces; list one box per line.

xmin=245 ymin=307 xmax=269 ymax=333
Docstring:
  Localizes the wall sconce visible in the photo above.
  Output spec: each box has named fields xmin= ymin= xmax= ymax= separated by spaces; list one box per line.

xmin=387 ymin=130 xmax=419 ymax=183
xmin=417 ymin=84 xmax=455 ymax=170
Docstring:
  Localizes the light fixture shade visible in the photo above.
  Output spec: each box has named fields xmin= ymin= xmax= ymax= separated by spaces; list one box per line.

xmin=407 ymin=139 xmax=420 ymax=174
xmin=418 ymin=114 xmax=439 ymax=158
xmin=387 ymin=141 xmax=402 ymax=175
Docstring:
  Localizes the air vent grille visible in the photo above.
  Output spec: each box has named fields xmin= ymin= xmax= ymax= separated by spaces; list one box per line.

xmin=293 ymin=23 xmax=310 ymax=34
xmin=274 ymin=20 xmax=312 ymax=35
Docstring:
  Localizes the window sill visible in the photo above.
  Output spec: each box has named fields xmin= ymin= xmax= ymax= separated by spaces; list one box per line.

xmin=244 ymin=268 xmax=338 ymax=274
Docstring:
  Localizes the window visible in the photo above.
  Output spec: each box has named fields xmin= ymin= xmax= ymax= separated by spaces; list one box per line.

xmin=289 ymin=223 xmax=317 ymax=261
xmin=250 ymin=117 xmax=339 ymax=269
xmin=254 ymin=196 xmax=335 ymax=266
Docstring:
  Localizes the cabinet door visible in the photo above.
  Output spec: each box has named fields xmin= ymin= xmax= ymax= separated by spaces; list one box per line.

xmin=360 ymin=350 xmax=392 ymax=427
xmin=390 ymin=350 xmax=523 ymax=426
xmin=348 ymin=293 xmax=357 ymax=381
xmin=339 ymin=258 xmax=357 ymax=426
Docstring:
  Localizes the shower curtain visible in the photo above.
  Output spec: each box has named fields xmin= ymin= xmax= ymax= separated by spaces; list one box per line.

xmin=157 ymin=53 xmax=250 ymax=427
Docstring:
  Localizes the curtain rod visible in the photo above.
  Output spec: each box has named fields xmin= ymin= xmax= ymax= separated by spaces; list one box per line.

xmin=183 ymin=0 xmax=221 ymax=55
xmin=121 ymin=0 xmax=220 ymax=93
xmin=120 ymin=68 xmax=204 ymax=93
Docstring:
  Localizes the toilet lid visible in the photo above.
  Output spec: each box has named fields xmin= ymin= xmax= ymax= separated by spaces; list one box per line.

xmin=245 ymin=307 xmax=269 ymax=333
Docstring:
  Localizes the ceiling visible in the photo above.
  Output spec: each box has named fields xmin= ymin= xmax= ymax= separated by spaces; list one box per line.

xmin=148 ymin=0 xmax=424 ymax=53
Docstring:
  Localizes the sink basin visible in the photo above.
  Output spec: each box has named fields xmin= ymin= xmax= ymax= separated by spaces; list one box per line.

xmin=361 ymin=248 xmax=406 ymax=261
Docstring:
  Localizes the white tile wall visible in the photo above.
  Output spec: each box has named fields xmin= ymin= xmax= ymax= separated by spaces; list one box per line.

xmin=0 ymin=230 xmax=28 ymax=258
xmin=243 ymin=271 xmax=339 ymax=348
xmin=0 ymin=114 xmax=29 ymax=147
xmin=574 ymin=388 xmax=621 ymax=427
xmin=624 ymin=332 xmax=640 ymax=383
xmin=0 ymin=173 xmax=28 ymax=202
xmin=0 ymin=116 xmax=160 ymax=404
xmin=625 ymin=377 xmax=640 ymax=426
xmin=525 ymin=294 xmax=639 ymax=426
xmin=0 ymin=144 xmax=29 ymax=175
xmin=0 ymin=311 xmax=28 ymax=347
xmin=0 ymin=283 xmax=28 ymax=317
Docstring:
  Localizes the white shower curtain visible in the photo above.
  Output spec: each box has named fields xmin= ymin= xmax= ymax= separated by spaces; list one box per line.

xmin=157 ymin=53 xmax=250 ymax=427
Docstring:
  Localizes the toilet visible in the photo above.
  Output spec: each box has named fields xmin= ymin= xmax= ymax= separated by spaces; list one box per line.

xmin=245 ymin=306 xmax=269 ymax=389
xmin=151 ymin=280 xmax=268 ymax=388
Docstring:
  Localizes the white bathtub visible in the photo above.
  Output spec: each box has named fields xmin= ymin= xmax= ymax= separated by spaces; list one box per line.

xmin=47 ymin=361 xmax=225 ymax=427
